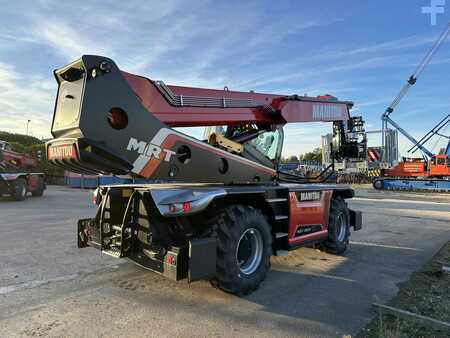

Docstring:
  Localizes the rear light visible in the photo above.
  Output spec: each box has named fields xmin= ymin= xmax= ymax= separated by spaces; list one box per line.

xmin=167 ymin=201 xmax=193 ymax=215
xmin=92 ymin=188 xmax=102 ymax=205
xmin=182 ymin=202 xmax=191 ymax=212
xmin=167 ymin=255 xmax=176 ymax=265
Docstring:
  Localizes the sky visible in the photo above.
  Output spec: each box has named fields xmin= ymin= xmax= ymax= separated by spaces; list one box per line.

xmin=0 ymin=0 xmax=449 ymax=158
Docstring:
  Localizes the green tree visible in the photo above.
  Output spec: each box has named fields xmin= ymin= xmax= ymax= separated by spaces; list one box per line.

xmin=300 ymin=148 xmax=322 ymax=163
xmin=0 ymin=131 xmax=42 ymax=147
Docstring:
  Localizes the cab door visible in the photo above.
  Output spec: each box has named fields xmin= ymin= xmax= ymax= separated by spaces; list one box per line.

xmin=429 ymin=155 xmax=448 ymax=176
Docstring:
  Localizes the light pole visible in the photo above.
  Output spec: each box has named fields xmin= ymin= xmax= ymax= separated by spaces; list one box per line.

xmin=26 ymin=120 xmax=31 ymax=136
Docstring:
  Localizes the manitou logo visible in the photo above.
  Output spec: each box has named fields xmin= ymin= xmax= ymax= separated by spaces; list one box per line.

xmin=126 ymin=137 xmax=176 ymax=161
xmin=312 ymin=104 xmax=343 ymax=120
xmin=298 ymin=191 xmax=321 ymax=201
xmin=47 ymin=144 xmax=76 ymax=160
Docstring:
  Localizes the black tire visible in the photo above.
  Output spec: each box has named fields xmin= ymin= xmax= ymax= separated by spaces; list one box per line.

xmin=31 ymin=178 xmax=44 ymax=197
xmin=13 ymin=178 xmax=27 ymax=201
xmin=373 ymin=179 xmax=383 ymax=190
xmin=209 ymin=205 xmax=272 ymax=295
xmin=323 ymin=197 xmax=350 ymax=254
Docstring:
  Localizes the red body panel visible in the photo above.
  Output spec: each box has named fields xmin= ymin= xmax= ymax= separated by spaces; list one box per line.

xmin=385 ymin=159 xmax=426 ymax=177
xmin=429 ymin=154 xmax=450 ymax=177
xmin=122 ymin=72 xmax=351 ymax=127
xmin=287 ymin=190 xmax=332 ymax=246
xmin=385 ymin=155 xmax=449 ymax=178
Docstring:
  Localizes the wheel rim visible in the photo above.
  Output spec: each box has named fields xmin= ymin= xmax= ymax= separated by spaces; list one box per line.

xmin=236 ymin=228 xmax=263 ymax=275
xmin=336 ymin=213 xmax=347 ymax=242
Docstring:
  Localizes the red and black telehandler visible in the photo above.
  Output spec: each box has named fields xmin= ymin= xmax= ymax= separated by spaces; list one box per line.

xmin=46 ymin=55 xmax=363 ymax=295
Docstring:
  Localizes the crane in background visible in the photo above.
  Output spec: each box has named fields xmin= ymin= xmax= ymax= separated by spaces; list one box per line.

xmin=374 ymin=24 xmax=450 ymax=191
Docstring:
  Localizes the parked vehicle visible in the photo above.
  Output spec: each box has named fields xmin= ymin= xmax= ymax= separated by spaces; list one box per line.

xmin=0 ymin=140 xmax=45 ymax=200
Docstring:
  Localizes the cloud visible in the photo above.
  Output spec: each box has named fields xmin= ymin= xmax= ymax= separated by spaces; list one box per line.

xmin=0 ymin=62 xmax=55 ymax=138
xmin=349 ymin=35 xmax=436 ymax=55
xmin=31 ymin=20 xmax=113 ymax=60
xmin=0 ymin=31 xmax=38 ymax=46
xmin=354 ymin=98 xmax=389 ymax=108
xmin=232 ymin=30 xmax=442 ymax=91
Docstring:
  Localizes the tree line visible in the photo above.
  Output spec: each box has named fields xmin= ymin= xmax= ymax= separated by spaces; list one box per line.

xmin=281 ymin=147 xmax=322 ymax=163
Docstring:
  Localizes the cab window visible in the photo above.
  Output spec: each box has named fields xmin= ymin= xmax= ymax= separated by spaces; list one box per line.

xmin=249 ymin=129 xmax=283 ymax=161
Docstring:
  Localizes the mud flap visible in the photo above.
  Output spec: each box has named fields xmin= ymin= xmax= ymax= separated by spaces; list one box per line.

xmin=188 ymin=238 xmax=217 ymax=282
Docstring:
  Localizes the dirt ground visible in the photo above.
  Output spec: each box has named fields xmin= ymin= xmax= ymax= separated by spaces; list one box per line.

xmin=359 ymin=241 xmax=450 ymax=338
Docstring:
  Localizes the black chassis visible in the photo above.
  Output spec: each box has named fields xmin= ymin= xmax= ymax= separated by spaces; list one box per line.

xmin=77 ymin=182 xmax=361 ymax=282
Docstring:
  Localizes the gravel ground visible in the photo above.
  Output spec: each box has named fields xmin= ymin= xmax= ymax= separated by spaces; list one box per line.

xmin=0 ymin=185 xmax=449 ymax=337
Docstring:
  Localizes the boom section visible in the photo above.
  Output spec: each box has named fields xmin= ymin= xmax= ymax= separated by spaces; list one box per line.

xmin=46 ymin=55 xmax=353 ymax=184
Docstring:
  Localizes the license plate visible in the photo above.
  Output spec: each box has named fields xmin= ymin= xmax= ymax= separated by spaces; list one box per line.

xmin=47 ymin=144 xmax=77 ymax=160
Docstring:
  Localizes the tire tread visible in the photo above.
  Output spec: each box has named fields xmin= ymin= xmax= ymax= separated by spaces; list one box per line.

xmin=208 ymin=204 xmax=272 ymax=295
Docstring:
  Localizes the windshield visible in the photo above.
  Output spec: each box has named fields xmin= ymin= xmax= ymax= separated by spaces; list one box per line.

xmin=249 ymin=129 xmax=283 ymax=161
xmin=203 ymin=125 xmax=283 ymax=163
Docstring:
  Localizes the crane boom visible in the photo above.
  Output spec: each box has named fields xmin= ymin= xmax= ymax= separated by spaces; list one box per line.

xmin=382 ymin=24 xmax=450 ymax=161
xmin=408 ymin=114 xmax=449 ymax=154
xmin=383 ymin=24 xmax=450 ymax=118
xmin=123 ymin=72 xmax=353 ymax=127
xmin=46 ymin=55 xmax=361 ymax=184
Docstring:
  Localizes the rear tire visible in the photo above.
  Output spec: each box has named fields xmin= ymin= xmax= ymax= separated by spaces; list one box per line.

xmin=323 ymin=197 xmax=350 ymax=254
xmin=209 ymin=205 xmax=272 ymax=295
xmin=31 ymin=178 xmax=44 ymax=197
xmin=13 ymin=178 xmax=27 ymax=201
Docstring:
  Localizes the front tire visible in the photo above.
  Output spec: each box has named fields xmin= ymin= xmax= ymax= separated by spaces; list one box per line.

xmin=13 ymin=178 xmax=27 ymax=201
xmin=323 ymin=197 xmax=350 ymax=254
xmin=209 ymin=205 xmax=272 ymax=295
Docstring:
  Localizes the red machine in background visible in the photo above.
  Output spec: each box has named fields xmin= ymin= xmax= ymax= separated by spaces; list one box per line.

xmin=374 ymin=112 xmax=450 ymax=191
xmin=0 ymin=140 xmax=45 ymax=200
xmin=383 ymin=154 xmax=449 ymax=178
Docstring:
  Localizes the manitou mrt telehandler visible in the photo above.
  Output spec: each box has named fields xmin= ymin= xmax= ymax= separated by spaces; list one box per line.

xmin=46 ymin=55 xmax=363 ymax=295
